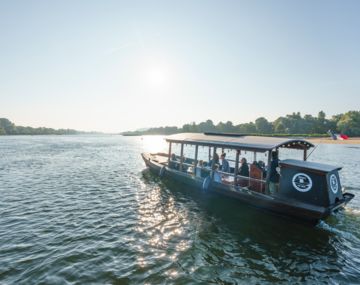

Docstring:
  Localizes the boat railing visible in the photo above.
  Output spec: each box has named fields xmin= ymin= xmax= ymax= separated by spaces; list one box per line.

xmin=168 ymin=160 xmax=197 ymax=172
xmin=216 ymin=170 xmax=266 ymax=193
xmin=167 ymin=159 xmax=266 ymax=193
xmin=167 ymin=158 xmax=266 ymax=193
xmin=215 ymin=169 xmax=264 ymax=181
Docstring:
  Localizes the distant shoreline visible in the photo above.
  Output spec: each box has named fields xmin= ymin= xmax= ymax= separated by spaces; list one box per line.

xmin=123 ymin=133 xmax=360 ymax=144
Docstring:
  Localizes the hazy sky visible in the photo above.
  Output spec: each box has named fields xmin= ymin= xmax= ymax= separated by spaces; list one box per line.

xmin=1 ymin=0 xmax=359 ymax=132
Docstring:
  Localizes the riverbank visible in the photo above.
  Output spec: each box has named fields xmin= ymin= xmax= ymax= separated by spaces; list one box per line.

xmin=307 ymin=137 xmax=360 ymax=144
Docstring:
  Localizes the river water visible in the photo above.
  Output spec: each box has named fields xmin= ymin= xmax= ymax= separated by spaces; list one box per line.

xmin=0 ymin=135 xmax=359 ymax=284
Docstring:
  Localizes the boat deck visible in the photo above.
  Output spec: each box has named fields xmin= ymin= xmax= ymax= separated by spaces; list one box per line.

xmin=148 ymin=153 xmax=169 ymax=164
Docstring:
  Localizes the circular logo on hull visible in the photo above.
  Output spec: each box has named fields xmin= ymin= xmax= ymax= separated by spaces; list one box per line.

xmin=292 ymin=173 xmax=312 ymax=192
xmin=329 ymin=174 xmax=339 ymax=194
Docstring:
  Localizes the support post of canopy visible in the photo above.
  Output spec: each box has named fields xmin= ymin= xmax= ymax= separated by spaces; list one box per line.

xmin=211 ymin=146 xmax=217 ymax=180
xmin=234 ymin=149 xmax=240 ymax=185
xmin=168 ymin=142 xmax=172 ymax=165
xmin=179 ymin=143 xmax=184 ymax=172
xmin=265 ymin=150 xmax=272 ymax=194
xmin=193 ymin=145 xmax=198 ymax=175
xmin=208 ymin=147 xmax=211 ymax=162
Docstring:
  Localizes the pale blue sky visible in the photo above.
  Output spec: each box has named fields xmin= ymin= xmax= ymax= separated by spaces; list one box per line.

xmin=1 ymin=0 xmax=359 ymax=132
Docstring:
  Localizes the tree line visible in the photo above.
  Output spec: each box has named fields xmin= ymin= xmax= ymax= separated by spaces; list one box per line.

xmin=122 ymin=110 xmax=360 ymax=137
xmin=0 ymin=118 xmax=82 ymax=135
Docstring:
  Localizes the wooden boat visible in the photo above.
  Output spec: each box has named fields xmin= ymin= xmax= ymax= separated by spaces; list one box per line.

xmin=141 ymin=133 xmax=354 ymax=224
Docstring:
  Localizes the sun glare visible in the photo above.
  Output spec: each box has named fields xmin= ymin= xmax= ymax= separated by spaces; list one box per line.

xmin=147 ymin=66 xmax=169 ymax=87
xmin=141 ymin=135 xmax=167 ymax=152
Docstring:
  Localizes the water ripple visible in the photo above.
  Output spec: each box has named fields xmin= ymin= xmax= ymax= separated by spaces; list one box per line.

xmin=0 ymin=136 xmax=359 ymax=284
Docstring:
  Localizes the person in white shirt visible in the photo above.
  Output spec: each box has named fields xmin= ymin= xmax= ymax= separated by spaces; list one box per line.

xmin=212 ymin=164 xmax=222 ymax=183
xmin=195 ymin=160 xmax=203 ymax=178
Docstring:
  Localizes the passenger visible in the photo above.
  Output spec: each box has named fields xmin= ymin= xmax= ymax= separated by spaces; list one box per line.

xmin=238 ymin=157 xmax=249 ymax=177
xmin=257 ymin=160 xmax=265 ymax=169
xmin=258 ymin=160 xmax=267 ymax=177
xmin=201 ymin=161 xmax=210 ymax=178
xmin=187 ymin=162 xmax=194 ymax=174
xmin=195 ymin=160 xmax=203 ymax=177
xmin=220 ymin=152 xmax=230 ymax=173
xmin=269 ymin=151 xmax=280 ymax=194
xmin=253 ymin=160 xmax=266 ymax=176
xmin=181 ymin=156 xmax=188 ymax=172
xmin=209 ymin=152 xmax=220 ymax=168
xmin=169 ymin=153 xmax=177 ymax=169
xmin=212 ymin=163 xmax=222 ymax=183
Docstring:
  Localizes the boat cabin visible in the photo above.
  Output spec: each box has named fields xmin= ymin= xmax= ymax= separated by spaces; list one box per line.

xmin=164 ymin=132 xmax=314 ymax=194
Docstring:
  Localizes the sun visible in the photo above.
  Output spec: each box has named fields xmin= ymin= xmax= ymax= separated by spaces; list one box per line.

xmin=147 ymin=66 xmax=169 ymax=87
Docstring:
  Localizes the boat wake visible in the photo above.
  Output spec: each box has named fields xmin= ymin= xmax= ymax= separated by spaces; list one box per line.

xmin=344 ymin=207 xmax=360 ymax=216
xmin=346 ymin=146 xmax=360 ymax=149
xmin=317 ymin=220 xmax=360 ymax=243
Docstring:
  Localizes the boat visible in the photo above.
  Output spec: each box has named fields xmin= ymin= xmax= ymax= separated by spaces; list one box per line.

xmin=141 ymin=132 xmax=354 ymax=224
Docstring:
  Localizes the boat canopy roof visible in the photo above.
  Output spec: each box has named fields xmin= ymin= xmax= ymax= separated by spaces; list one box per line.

xmin=165 ymin=133 xmax=314 ymax=152
xmin=280 ymin=159 xmax=341 ymax=173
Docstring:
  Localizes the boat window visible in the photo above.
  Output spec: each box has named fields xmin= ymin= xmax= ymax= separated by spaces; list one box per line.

xmin=170 ymin=143 xmax=182 ymax=158
xmin=168 ymin=144 xmax=197 ymax=173
xmin=196 ymin=145 xmax=212 ymax=165
xmin=208 ymin=149 xmax=267 ymax=194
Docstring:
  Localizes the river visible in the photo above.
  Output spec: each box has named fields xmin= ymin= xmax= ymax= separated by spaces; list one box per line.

xmin=0 ymin=135 xmax=359 ymax=284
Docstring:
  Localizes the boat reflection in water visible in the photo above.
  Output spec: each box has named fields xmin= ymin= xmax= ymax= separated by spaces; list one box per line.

xmin=142 ymin=133 xmax=354 ymax=225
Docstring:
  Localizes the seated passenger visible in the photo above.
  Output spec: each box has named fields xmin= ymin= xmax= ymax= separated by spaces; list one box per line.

xmin=250 ymin=161 xmax=265 ymax=192
xmin=257 ymin=160 xmax=267 ymax=177
xmin=201 ymin=161 xmax=210 ymax=178
xmin=238 ymin=157 xmax=249 ymax=177
xmin=169 ymin=153 xmax=178 ymax=169
xmin=237 ymin=157 xmax=249 ymax=187
xmin=187 ymin=162 xmax=194 ymax=174
xmin=257 ymin=160 xmax=265 ymax=169
xmin=181 ymin=156 xmax=188 ymax=172
xmin=209 ymin=152 xmax=220 ymax=168
xmin=195 ymin=160 xmax=203 ymax=178
xmin=220 ymin=153 xmax=230 ymax=173
xmin=212 ymin=164 xmax=222 ymax=183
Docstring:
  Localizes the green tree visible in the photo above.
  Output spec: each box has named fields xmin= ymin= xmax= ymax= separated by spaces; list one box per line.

xmin=0 ymin=118 xmax=82 ymax=135
xmin=255 ymin=117 xmax=273 ymax=133
xmin=198 ymin=120 xmax=216 ymax=132
xmin=285 ymin=112 xmax=303 ymax=134
xmin=329 ymin=114 xmax=343 ymax=132
xmin=237 ymin=122 xmax=256 ymax=133
xmin=313 ymin=111 xmax=328 ymax=133
xmin=337 ymin=111 xmax=360 ymax=136
xmin=273 ymin=117 xmax=288 ymax=133
xmin=0 ymin=118 xmax=16 ymax=134
xmin=303 ymin=114 xmax=316 ymax=133
xmin=216 ymin=121 xmax=226 ymax=132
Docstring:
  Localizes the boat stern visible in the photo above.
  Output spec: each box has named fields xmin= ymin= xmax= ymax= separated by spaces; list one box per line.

xmin=279 ymin=159 xmax=354 ymax=215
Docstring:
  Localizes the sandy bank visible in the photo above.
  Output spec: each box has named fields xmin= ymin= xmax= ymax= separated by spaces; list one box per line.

xmin=307 ymin=137 xmax=360 ymax=144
